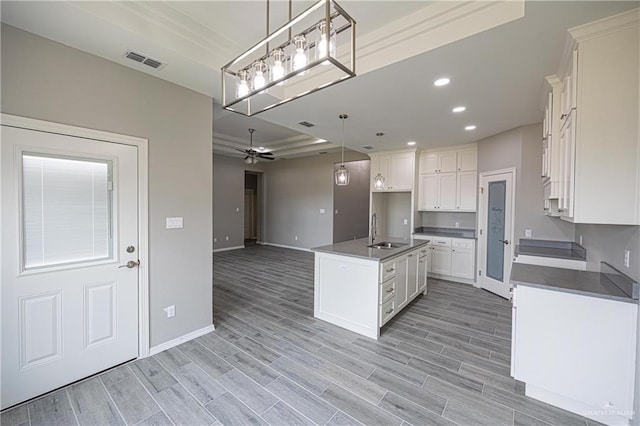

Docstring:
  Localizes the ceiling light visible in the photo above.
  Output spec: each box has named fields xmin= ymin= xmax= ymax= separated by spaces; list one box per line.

xmin=335 ymin=114 xmax=350 ymax=186
xmin=221 ymin=0 xmax=356 ymax=116
xmin=465 ymin=125 xmax=477 ymax=131
xmin=237 ymin=128 xmax=275 ymax=163
xmin=434 ymin=78 xmax=450 ymax=87
xmin=452 ymin=106 xmax=466 ymax=113
xmin=407 ymin=141 xmax=416 ymax=146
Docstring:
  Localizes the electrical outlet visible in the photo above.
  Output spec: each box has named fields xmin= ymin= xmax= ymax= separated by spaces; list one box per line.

xmin=579 ymin=235 xmax=583 ymax=245
xmin=236 ymin=207 xmax=240 ymax=212
xmin=164 ymin=305 xmax=175 ymax=318
xmin=214 ymin=237 xmax=217 ymax=243
xmin=525 ymin=229 xmax=532 ymax=238
xmin=403 ymin=219 xmax=408 ymax=225
xmin=455 ymin=222 xmax=460 ymax=228
xmin=624 ymin=250 xmax=630 ymax=268
xmin=295 ymin=235 xmax=298 ymax=241
xmin=225 ymin=236 xmax=229 ymax=241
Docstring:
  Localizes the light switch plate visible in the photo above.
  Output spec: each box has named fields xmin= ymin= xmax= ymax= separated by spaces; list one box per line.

xmin=320 ymin=208 xmax=326 ymax=214
xmin=525 ymin=229 xmax=532 ymax=238
xmin=166 ymin=217 xmax=183 ymax=229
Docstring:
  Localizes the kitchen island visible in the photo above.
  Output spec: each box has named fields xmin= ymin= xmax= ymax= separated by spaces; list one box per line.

xmin=311 ymin=236 xmax=429 ymax=339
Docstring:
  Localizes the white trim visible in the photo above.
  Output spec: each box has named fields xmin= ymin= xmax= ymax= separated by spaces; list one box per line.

xmin=262 ymin=242 xmax=312 ymax=252
xmin=148 ymin=324 xmax=215 ymax=356
xmin=1 ymin=113 xmax=151 ymax=359
xmin=212 ymin=245 xmax=244 ymax=253
xmin=427 ymin=272 xmax=475 ymax=286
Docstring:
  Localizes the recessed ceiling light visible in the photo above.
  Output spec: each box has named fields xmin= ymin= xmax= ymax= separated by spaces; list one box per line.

xmin=434 ymin=78 xmax=450 ymax=87
xmin=452 ymin=106 xmax=466 ymax=113
xmin=465 ymin=125 xmax=477 ymax=131
xmin=407 ymin=141 xmax=416 ymax=146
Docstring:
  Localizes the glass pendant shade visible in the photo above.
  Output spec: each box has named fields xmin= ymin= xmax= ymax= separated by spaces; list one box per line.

xmin=374 ymin=173 xmax=385 ymax=189
xmin=315 ymin=20 xmax=336 ymax=64
xmin=270 ymin=49 xmax=286 ymax=85
xmin=292 ymin=35 xmax=309 ymax=75
xmin=236 ymin=70 xmax=250 ymax=98
xmin=335 ymin=165 xmax=350 ymax=186
xmin=252 ymin=60 xmax=267 ymax=92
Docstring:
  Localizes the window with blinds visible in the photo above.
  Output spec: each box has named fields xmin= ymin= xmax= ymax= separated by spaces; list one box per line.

xmin=22 ymin=154 xmax=113 ymax=270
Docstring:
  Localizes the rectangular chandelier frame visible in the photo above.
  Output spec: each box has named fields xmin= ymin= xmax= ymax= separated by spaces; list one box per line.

xmin=221 ymin=0 xmax=356 ymax=116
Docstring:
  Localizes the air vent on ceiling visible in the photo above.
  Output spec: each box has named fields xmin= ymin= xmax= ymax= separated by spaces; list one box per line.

xmin=124 ymin=50 xmax=166 ymax=70
xmin=298 ymin=121 xmax=315 ymax=128
xmin=362 ymin=145 xmax=374 ymax=150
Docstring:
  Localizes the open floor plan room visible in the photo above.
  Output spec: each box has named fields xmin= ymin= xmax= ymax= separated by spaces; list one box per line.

xmin=2 ymin=246 xmax=597 ymax=425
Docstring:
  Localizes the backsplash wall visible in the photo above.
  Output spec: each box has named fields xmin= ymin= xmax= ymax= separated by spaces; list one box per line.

xmin=419 ymin=212 xmax=477 ymax=229
xmin=574 ymin=224 xmax=640 ymax=281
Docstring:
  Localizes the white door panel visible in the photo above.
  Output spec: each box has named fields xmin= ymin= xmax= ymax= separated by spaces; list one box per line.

xmin=1 ymin=125 xmax=139 ymax=409
xmin=477 ymin=170 xmax=514 ymax=299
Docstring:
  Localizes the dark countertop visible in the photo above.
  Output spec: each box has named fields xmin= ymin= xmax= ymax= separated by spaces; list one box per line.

xmin=514 ymin=239 xmax=586 ymax=261
xmin=413 ymin=226 xmax=476 ymax=240
xmin=311 ymin=236 xmax=430 ymax=262
xmin=511 ymin=263 xmax=638 ymax=304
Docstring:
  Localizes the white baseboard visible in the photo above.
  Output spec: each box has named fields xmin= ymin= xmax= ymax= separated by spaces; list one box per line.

xmin=428 ymin=272 xmax=475 ymax=286
xmin=261 ymin=242 xmax=312 ymax=252
xmin=148 ymin=324 xmax=215 ymax=356
xmin=213 ymin=245 xmax=244 ymax=253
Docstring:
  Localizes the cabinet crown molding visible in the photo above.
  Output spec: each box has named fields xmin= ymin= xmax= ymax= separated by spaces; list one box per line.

xmin=569 ymin=7 xmax=639 ymax=43
xmin=368 ymin=148 xmax=417 ymax=158
xmin=419 ymin=142 xmax=477 ymax=155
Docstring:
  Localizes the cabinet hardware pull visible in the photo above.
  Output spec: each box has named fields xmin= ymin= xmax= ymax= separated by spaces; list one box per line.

xmin=558 ymin=208 xmax=564 ymax=212
xmin=385 ymin=308 xmax=394 ymax=314
xmin=419 ymin=261 xmax=424 ymax=263
xmin=386 ymin=268 xmax=395 ymax=272
xmin=386 ymin=288 xmax=394 ymax=293
xmin=560 ymin=113 xmax=568 ymax=120
xmin=408 ymin=254 xmax=413 ymax=257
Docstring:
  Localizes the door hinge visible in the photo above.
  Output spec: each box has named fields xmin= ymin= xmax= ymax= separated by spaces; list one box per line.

xmin=479 ymin=229 xmax=483 ymax=235
xmin=480 ymin=187 xmax=484 ymax=194
xmin=478 ymin=270 xmax=482 ymax=276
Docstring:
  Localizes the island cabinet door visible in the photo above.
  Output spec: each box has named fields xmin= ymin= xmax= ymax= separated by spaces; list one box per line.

xmin=394 ymin=255 xmax=409 ymax=309
xmin=418 ymin=249 xmax=428 ymax=293
xmin=407 ymin=251 xmax=419 ymax=300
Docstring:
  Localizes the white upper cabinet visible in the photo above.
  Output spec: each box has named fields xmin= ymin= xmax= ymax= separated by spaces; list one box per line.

xmin=418 ymin=144 xmax=477 ymax=212
xmin=370 ymin=150 xmax=415 ymax=192
xmin=456 ymin=148 xmax=478 ymax=172
xmin=554 ymin=9 xmax=639 ymax=224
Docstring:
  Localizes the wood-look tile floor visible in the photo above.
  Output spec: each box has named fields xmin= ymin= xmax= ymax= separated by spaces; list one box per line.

xmin=2 ymin=245 xmax=598 ymax=426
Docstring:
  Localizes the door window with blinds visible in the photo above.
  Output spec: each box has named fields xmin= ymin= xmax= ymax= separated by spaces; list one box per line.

xmin=21 ymin=153 xmax=114 ymax=270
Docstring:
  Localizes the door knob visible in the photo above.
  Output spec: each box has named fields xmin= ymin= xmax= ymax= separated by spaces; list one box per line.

xmin=119 ymin=260 xmax=140 ymax=269
xmin=498 ymin=240 xmax=510 ymax=245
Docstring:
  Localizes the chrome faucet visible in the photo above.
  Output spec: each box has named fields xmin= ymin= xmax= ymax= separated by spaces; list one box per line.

xmin=370 ymin=213 xmax=377 ymax=243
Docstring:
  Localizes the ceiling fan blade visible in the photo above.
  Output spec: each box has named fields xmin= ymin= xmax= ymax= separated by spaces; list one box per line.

xmin=234 ymin=148 xmax=248 ymax=153
xmin=259 ymin=151 xmax=274 ymax=156
xmin=258 ymin=155 xmax=275 ymax=160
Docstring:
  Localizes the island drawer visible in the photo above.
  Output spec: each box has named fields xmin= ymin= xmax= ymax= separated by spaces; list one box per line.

xmin=380 ymin=298 xmax=396 ymax=326
xmin=417 ymin=247 xmax=429 ymax=258
xmin=379 ymin=278 xmax=396 ymax=304
xmin=380 ymin=259 xmax=397 ymax=282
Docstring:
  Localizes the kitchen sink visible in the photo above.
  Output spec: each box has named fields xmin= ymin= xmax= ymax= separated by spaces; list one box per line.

xmin=367 ymin=241 xmax=408 ymax=250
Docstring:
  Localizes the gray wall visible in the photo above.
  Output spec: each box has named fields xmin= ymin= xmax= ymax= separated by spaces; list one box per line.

xmin=574 ymin=224 xmax=640 ymax=281
xmin=477 ymin=124 xmax=575 ymax=242
xmin=262 ymin=151 xmax=368 ymax=249
xmin=372 ymin=192 xmax=412 ymax=239
xmin=419 ymin=212 xmax=477 ymax=229
xmin=212 ymin=154 xmax=264 ymax=250
xmin=333 ymin=160 xmax=370 ymax=243
xmin=1 ymin=24 xmax=213 ymax=347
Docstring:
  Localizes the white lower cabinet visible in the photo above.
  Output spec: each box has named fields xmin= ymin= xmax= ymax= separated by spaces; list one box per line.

xmin=450 ymin=239 xmax=475 ymax=280
xmin=415 ymin=235 xmax=476 ymax=284
xmin=394 ymin=255 xmax=409 ymax=308
xmin=512 ymin=285 xmax=637 ymax=425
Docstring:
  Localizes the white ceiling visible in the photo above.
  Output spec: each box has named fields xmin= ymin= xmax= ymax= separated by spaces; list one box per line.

xmin=1 ymin=1 xmax=636 ymax=159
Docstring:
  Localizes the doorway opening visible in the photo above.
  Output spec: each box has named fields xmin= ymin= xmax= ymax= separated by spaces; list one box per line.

xmin=244 ymin=171 xmax=263 ymax=246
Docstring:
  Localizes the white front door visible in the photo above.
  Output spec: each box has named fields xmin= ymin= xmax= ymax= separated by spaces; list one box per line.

xmin=1 ymin=125 xmax=139 ymax=409
xmin=477 ymin=169 xmax=515 ymax=299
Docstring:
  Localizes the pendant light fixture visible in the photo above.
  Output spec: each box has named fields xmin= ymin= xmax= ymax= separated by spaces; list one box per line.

xmin=335 ymin=114 xmax=350 ymax=186
xmin=221 ymin=0 xmax=356 ymax=117
xmin=373 ymin=132 xmax=386 ymax=189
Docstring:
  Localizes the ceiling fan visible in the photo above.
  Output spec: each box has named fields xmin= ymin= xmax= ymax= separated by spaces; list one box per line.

xmin=236 ymin=128 xmax=275 ymax=164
